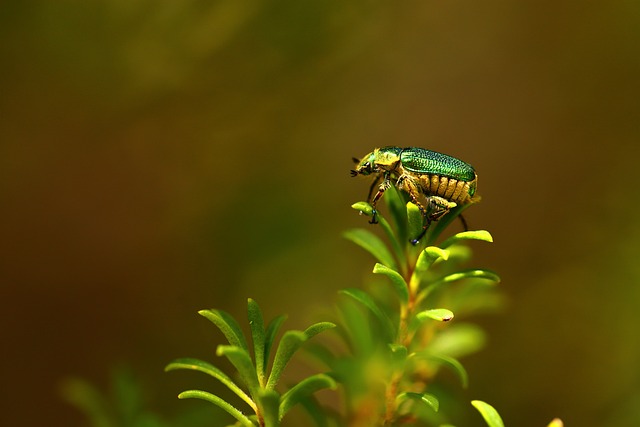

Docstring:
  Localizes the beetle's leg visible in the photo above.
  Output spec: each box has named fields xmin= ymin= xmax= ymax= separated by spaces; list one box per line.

xmin=367 ymin=173 xmax=383 ymax=203
xmin=369 ymin=172 xmax=391 ymax=224
xmin=427 ymin=196 xmax=457 ymax=221
xmin=397 ymin=175 xmax=432 ymax=244
xmin=410 ymin=196 xmax=457 ymax=245
xmin=458 ymin=214 xmax=469 ymax=231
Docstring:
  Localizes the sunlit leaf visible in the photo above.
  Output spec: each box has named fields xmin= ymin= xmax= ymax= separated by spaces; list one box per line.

xmin=177 ymin=390 xmax=254 ymax=427
xmin=199 ymin=309 xmax=249 ymax=351
xmin=471 ymin=400 xmax=505 ymax=427
xmin=266 ymin=323 xmax=335 ymax=390
xmin=416 ymin=308 xmax=454 ymax=322
xmin=440 ymin=230 xmax=494 ymax=249
xmin=373 ymin=263 xmax=409 ymax=304
xmin=165 ymin=358 xmax=254 ymax=409
xmin=247 ymin=299 xmax=266 ymax=385
xmin=216 ymin=346 xmax=260 ymax=399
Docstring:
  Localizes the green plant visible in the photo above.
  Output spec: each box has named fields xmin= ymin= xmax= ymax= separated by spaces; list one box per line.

xmin=66 ymin=187 xmax=563 ymax=426
xmin=165 ymin=301 xmax=336 ymax=427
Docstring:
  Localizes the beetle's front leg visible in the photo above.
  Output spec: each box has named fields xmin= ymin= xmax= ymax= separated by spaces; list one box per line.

xmin=369 ymin=172 xmax=391 ymax=224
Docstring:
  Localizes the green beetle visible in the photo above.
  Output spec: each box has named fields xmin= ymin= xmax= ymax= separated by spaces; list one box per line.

xmin=350 ymin=146 xmax=478 ymax=244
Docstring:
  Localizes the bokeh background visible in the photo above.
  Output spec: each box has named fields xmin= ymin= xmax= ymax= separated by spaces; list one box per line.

xmin=2 ymin=1 xmax=640 ymax=426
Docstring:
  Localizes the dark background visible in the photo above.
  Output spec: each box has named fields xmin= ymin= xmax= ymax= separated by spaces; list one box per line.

xmin=2 ymin=1 xmax=640 ymax=426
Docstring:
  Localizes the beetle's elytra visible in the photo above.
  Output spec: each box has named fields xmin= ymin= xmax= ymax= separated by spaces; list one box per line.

xmin=350 ymin=146 xmax=478 ymax=244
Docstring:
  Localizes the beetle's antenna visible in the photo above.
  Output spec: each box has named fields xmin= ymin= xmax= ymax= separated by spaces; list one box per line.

xmin=350 ymin=170 xmax=358 ymax=177
xmin=352 ymin=157 xmax=360 ymax=164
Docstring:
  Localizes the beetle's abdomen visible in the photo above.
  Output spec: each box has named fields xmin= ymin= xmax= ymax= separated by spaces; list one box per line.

xmin=418 ymin=173 xmax=477 ymax=205
xmin=399 ymin=147 xmax=476 ymax=182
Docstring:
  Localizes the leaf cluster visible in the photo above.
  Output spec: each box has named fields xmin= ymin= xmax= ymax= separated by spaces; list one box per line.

xmin=165 ymin=300 xmax=336 ymax=427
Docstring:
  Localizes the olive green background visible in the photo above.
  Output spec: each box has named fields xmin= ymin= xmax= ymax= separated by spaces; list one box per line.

xmin=2 ymin=1 xmax=640 ymax=426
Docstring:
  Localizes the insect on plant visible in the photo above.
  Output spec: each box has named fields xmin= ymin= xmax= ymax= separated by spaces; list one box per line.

xmin=350 ymin=146 xmax=478 ymax=244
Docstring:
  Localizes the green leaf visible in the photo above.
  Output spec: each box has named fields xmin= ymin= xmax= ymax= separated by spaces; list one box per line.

xmin=471 ymin=400 xmax=505 ymax=427
xmin=264 ymin=314 xmax=287 ymax=372
xmin=416 ymin=246 xmax=449 ymax=273
xmin=351 ymin=201 xmax=374 ymax=216
xmin=416 ymin=308 xmax=454 ymax=322
xmin=339 ymin=288 xmax=395 ymax=342
xmin=418 ymin=269 xmax=500 ymax=302
xmin=412 ymin=353 xmax=468 ymax=388
xmin=165 ymin=358 xmax=254 ymax=409
xmin=440 ymin=230 xmax=494 ymax=249
xmin=343 ymin=228 xmax=398 ymax=271
xmin=397 ymin=391 xmax=440 ymax=413
xmin=407 ymin=202 xmax=424 ymax=243
xmin=433 ymin=269 xmax=501 ymax=288
xmin=247 ymin=299 xmax=266 ymax=386
xmin=266 ymin=323 xmax=335 ymax=390
xmin=217 ymin=346 xmax=260 ymax=399
xmin=372 ymin=263 xmax=409 ymax=304
xmin=279 ymin=374 xmax=337 ymax=420
xmin=428 ymin=323 xmax=487 ymax=359
xmin=177 ymin=390 xmax=254 ymax=427
xmin=385 ymin=185 xmax=409 ymax=243
xmin=389 ymin=344 xmax=408 ymax=368
xmin=199 ymin=309 xmax=249 ymax=352
xmin=59 ymin=378 xmax=114 ymax=427
xmin=257 ymin=390 xmax=280 ymax=427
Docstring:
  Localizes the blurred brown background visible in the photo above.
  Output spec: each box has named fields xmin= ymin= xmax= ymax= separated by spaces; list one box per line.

xmin=2 ymin=1 xmax=640 ymax=426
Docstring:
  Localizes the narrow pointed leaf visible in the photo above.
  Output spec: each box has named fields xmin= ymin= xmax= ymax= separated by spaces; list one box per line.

xmin=247 ymin=299 xmax=266 ymax=385
xmin=339 ymin=288 xmax=395 ymax=342
xmin=199 ymin=309 xmax=249 ymax=351
xmin=385 ymin=186 xmax=409 ymax=244
xmin=266 ymin=323 xmax=335 ymax=390
xmin=416 ymin=247 xmax=449 ymax=273
xmin=217 ymin=346 xmax=260 ymax=398
xmin=279 ymin=374 xmax=337 ymax=420
xmin=397 ymin=391 xmax=440 ymax=413
xmin=264 ymin=314 xmax=287 ymax=371
xmin=303 ymin=322 xmax=336 ymax=340
xmin=258 ymin=390 xmax=280 ymax=427
xmin=373 ymin=263 xmax=409 ymax=304
xmin=351 ymin=201 xmax=374 ymax=216
xmin=343 ymin=228 xmax=398 ymax=271
xmin=177 ymin=390 xmax=254 ymax=427
xmin=419 ymin=269 xmax=500 ymax=301
xmin=440 ymin=230 xmax=494 ymax=249
xmin=412 ymin=353 xmax=468 ymax=388
xmin=165 ymin=358 xmax=254 ymax=409
xmin=434 ymin=269 xmax=501 ymax=287
xmin=407 ymin=202 xmax=424 ymax=244
xmin=471 ymin=400 xmax=505 ymax=427
xmin=416 ymin=308 xmax=454 ymax=322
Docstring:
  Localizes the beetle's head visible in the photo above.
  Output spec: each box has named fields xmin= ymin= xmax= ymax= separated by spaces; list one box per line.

xmin=350 ymin=151 xmax=378 ymax=176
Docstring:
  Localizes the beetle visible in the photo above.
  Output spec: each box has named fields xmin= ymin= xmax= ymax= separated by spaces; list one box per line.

xmin=350 ymin=146 xmax=478 ymax=244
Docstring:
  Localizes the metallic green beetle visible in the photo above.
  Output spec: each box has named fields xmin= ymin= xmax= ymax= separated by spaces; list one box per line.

xmin=350 ymin=146 xmax=478 ymax=244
